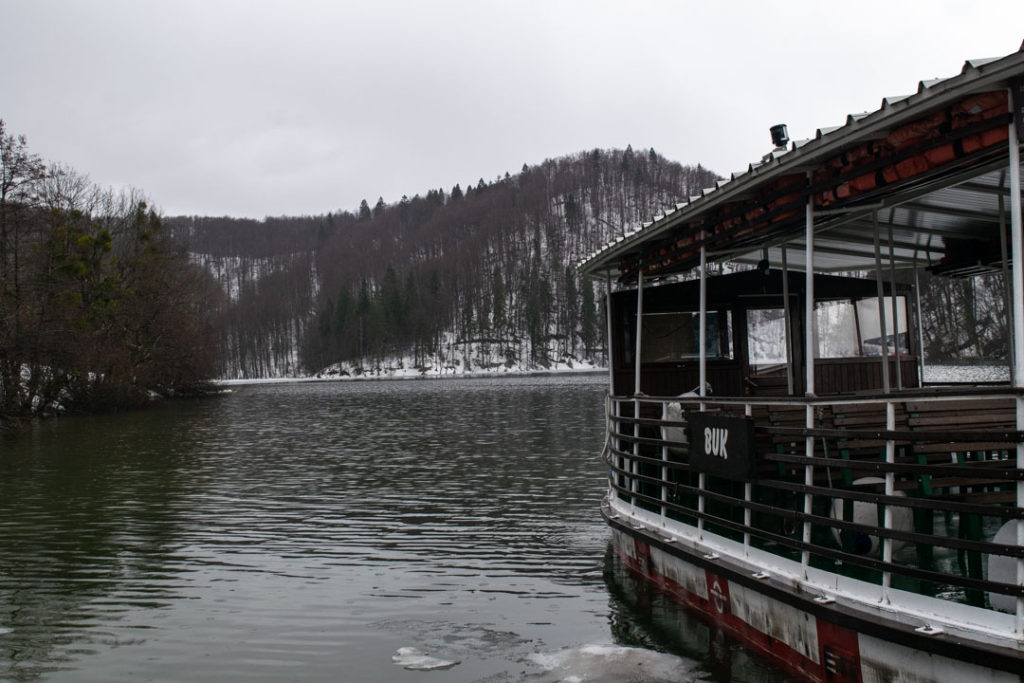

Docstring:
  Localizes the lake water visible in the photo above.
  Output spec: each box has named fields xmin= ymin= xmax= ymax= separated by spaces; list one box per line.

xmin=0 ymin=376 xmax=786 ymax=682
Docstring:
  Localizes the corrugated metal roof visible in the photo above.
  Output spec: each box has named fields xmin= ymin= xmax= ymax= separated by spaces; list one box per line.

xmin=579 ymin=42 xmax=1024 ymax=281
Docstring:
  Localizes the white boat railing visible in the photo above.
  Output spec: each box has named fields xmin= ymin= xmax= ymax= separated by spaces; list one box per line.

xmin=605 ymin=390 xmax=1024 ymax=630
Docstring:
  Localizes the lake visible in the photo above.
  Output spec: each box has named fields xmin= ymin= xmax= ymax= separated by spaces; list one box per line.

xmin=0 ymin=376 xmax=786 ymax=682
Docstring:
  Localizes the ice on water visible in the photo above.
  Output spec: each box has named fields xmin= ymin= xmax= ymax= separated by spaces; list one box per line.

xmin=392 ymin=646 xmax=459 ymax=671
xmin=530 ymin=643 xmax=707 ymax=682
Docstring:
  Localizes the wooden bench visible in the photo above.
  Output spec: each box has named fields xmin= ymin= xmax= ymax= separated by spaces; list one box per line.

xmin=905 ymin=399 xmax=1018 ymax=499
xmin=831 ymin=402 xmax=911 ymax=486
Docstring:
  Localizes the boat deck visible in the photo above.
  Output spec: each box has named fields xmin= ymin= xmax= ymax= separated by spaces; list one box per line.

xmin=607 ymin=387 xmax=1023 ymax=614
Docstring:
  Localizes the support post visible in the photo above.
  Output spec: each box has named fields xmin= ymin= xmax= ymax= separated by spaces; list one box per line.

xmin=698 ymin=238 xmax=708 ymax=536
xmin=873 ymin=211 xmax=891 ymax=393
xmin=887 ymin=217 xmax=902 ymax=390
xmin=605 ymin=273 xmax=614 ymax=394
xmin=632 ymin=270 xmax=645 ymax=513
xmin=1006 ymin=88 xmax=1024 ymax=629
xmin=782 ymin=241 xmax=794 ymax=395
xmin=699 ymin=239 xmax=707 ymax=407
xmin=604 ymin=274 xmax=619 ymax=501
xmin=802 ymin=192 xmax=815 ymax=572
xmin=805 ymin=200 xmax=815 ymax=397
xmin=634 ymin=271 xmax=644 ymax=396
xmin=998 ymin=173 xmax=1013 ymax=382
xmin=882 ymin=401 xmax=895 ymax=600
xmin=913 ymin=267 xmax=926 ymax=386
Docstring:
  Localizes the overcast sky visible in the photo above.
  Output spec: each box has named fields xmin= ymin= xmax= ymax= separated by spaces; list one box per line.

xmin=2 ymin=1 xmax=1022 ymax=219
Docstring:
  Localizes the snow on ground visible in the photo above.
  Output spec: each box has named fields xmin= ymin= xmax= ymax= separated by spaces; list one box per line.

xmin=922 ymin=363 xmax=1010 ymax=383
xmin=220 ymin=361 xmax=1014 ymax=386
xmin=218 ymin=329 xmax=608 ymax=383
xmin=218 ymin=362 xmax=606 ymax=385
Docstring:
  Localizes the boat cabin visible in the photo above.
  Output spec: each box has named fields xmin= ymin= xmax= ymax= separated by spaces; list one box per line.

xmin=609 ymin=269 xmax=917 ymax=398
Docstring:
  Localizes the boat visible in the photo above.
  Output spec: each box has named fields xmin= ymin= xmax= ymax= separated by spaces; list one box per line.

xmin=579 ymin=43 xmax=1024 ymax=682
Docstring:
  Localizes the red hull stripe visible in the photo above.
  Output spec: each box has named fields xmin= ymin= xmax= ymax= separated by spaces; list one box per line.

xmin=606 ymin=514 xmax=1023 ymax=678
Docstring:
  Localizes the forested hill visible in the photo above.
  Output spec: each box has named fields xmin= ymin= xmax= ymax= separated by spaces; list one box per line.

xmin=166 ymin=147 xmax=720 ymax=378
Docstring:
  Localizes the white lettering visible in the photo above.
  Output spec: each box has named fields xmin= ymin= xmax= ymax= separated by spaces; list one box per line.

xmin=703 ymin=427 xmax=729 ymax=459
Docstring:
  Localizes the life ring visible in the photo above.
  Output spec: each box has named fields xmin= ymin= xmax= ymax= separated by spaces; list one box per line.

xmin=985 ymin=519 xmax=1017 ymax=613
xmin=830 ymin=476 xmax=913 ymax=555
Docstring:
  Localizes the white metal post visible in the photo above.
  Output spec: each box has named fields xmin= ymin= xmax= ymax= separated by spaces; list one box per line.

xmin=634 ymin=271 xmax=644 ymax=396
xmin=998 ymin=177 xmax=1013 ymax=382
xmin=782 ymin=241 xmax=794 ymax=395
xmin=887 ymin=219 xmax=902 ymax=390
xmin=605 ymin=275 xmax=619 ymax=502
xmin=805 ymin=199 xmax=815 ymax=397
xmin=873 ymin=211 xmax=891 ymax=393
xmin=632 ymin=271 xmax=645 ymax=512
xmin=605 ymin=273 xmax=614 ymax=394
xmin=661 ymin=415 xmax=668 ymax=526
xmin=744 ymin=402 xmax=753 ymax=556
xmin=914 ymin=267 xmax=926 ymax=386
xmin=699 ymin=239 xmax=707 ymax=407
xmin=698 ymin=239 xmax=708 ymax=536
xmin=802 ymin=193 xmax=815 ymax=572
xmin=882 ymin=401 xmax=895 ymax=601
xmin=1006 ymin=90 xmax=1024 ymax=629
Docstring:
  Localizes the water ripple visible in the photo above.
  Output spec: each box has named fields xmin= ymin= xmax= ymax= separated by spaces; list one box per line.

xmin=1 ymin=377 xmax=618 ymax=681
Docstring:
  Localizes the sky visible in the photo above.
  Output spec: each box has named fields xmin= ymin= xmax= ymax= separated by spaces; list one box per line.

xmin=2 ymin=1 xmax=1022 ymax=219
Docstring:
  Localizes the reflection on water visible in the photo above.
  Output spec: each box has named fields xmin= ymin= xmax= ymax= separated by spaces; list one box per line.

xmin=602 ymin=547 xmax=793 ymax=683
xmin=0 ymin=376 xmax=780 ymax=681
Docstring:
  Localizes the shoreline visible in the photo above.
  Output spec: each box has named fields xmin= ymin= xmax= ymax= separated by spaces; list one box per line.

xmin=215 ymin=367 xmax=608 ymax=387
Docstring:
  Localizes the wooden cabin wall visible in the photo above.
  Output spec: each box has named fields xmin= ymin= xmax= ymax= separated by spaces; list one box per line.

xmin=612 ymin=363 xmax=743 ymax=397
xmin=814 ymin=357 xmax=920 ymax=394
xmin=612 ymin=357 xmax=919 ymax=397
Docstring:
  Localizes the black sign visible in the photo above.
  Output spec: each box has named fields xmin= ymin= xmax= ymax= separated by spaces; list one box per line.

xmin=1014 ymin=77 xmax=1024 ymax=144
xmin=686 ymin=412 xmax=757 ymax=478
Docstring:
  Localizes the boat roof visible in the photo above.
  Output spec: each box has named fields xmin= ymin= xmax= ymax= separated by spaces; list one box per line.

xmin=579 ymin=42 xmax=1024 ymax=283
xmin=609 ymin=269 xmax=911 ymax=311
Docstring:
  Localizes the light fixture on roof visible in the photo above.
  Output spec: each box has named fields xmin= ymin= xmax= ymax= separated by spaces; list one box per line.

xmin=769 ymin=124 xmax=789 ymax=150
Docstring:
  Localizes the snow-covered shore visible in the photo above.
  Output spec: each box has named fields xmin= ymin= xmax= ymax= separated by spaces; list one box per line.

xmin=217 ymin=363 xmax=607 ymax=386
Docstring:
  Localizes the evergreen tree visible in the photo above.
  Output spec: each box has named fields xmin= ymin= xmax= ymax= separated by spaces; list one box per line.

xmin=581 ymin=280 xmax=597 ymax=356
xmin=492 ymin=268 xmax=506 ymax=335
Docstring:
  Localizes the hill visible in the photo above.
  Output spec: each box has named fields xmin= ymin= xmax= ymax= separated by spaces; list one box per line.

xmin=166 ymin=148 xmax=720 ymax=378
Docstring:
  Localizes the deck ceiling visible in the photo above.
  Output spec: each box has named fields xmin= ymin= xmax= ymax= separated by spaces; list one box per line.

xmin=580 ymin=44 xmax=1024 ymax=281
xmin=736 ymin=161 xmax=1016 ymax=273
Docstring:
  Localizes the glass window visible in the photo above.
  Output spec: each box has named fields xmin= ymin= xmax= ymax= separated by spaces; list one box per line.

xmin=747 ymin=308 xmax=788 ymax=373
xmin=856 ymin=296 xmax=908 ymax=356
xmin=816 ymin=300 xmax=860 ymax=358
xmin=813 ymin=296 xmax=909 ymax=358
xmin=641 ymin=311 xmax=732 ymax=363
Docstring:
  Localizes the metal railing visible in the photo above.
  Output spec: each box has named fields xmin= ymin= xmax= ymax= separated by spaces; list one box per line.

xmin=605 ymin=390 xmax=1024 ymax=626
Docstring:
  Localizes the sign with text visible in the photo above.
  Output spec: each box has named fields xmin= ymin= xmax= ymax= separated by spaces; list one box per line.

xmin=685 ymin=412 xmax=757 ymax=478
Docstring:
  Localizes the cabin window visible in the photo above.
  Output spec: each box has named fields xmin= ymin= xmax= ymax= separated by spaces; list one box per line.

xmin=640 ymin=311 xmax=733 ymax=363
xmin=815 ymin=297 xmax=909 ymax=358
xmin=857 ymin=296 xmax=909 ymax=355
xmin=747 ymin=308 xmax=788 ymax=374
xmin=815 ymin=301 xmax=860 ymax=358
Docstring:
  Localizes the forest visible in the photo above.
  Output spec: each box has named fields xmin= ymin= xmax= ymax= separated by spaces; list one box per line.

xmin=0 ymin=120 xmax=220 ymax=419
xmin=165 ymin=147 xmax=721 ymax=378
xmin=166 ymin=148 xmax=1011 ymax=381
xmin=3 ymin=118 xmax=1013 ymax=418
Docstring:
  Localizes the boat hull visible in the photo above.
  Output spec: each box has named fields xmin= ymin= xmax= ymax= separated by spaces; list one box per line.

xmin=604 ymin=500 xmax=1023 ymax=683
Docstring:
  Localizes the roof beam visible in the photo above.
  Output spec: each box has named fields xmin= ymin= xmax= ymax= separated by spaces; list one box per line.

xmin=897 ymin=201 xmax=1003 ymax=223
